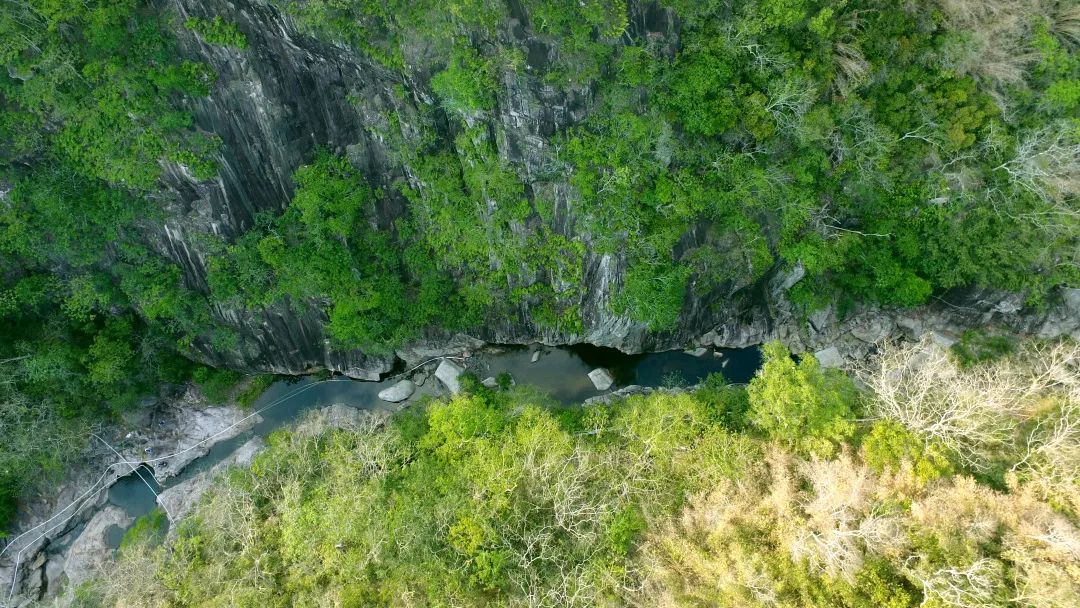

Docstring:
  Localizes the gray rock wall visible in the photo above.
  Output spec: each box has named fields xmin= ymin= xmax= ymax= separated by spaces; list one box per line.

xmin=140 ymin=0 xmax=1079 ymax=378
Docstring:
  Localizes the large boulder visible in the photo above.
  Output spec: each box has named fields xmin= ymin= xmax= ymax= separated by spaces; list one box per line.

xmin=61 ymin=506 xmax=133 ymax=588
xmin=435 ymin=360 xmax=466 ymax=394
xmin=377 ymin=379 xmax=415 ymax=403
xmin=588 ymin=368 xmax=615 ymax=391
xmin=813 ymin=347 xmax=843 ymax=368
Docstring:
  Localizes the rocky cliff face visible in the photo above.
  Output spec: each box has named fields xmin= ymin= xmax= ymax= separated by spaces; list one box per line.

xmin=146 ymin=0 xmax=1079 ymax=378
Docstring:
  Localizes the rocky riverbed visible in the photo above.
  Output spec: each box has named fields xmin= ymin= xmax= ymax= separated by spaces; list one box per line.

xmin=1 ymin=341 xmax=764 ymax=606
xmin=5 ymin=279 xmax=1080 ymax=607
xmin=0 ymin=385 xmax=262 ymax=606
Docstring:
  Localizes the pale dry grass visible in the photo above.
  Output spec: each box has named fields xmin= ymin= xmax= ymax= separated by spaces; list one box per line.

xmin=934 ymin=0 xmax=1044 ymax=109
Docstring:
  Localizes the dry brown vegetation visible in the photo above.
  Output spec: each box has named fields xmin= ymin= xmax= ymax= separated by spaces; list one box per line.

xmin=858 ymin=338 xmax=1080 ymax=513
xmin=639 ymin=448 xmax=1080 ymax=608
xmin=934 ymin=0 xmax=1042 ymax=105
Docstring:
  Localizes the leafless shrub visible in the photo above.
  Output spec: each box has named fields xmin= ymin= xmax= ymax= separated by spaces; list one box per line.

xmin=935 ymin=0 xmax=1043 ymax=110
xmin=917 ymin=559 xmax=1007 ymax=608
xmin=766 ymin=75 xmax=816 ymax=129
xmin=858 ymin=339 xmax=1029 ymax=469
xmin=1007 ymin=492 xmax=1080 ymax=608
xmin=833 ymin=41 xmax=870 ymax=94
xmin=1051 ymin=2 xmax=1080 ymax=47
xmin=790 ymin=455 xmax=906 ymax=580
xmin=912 ymin=478 xmax=1080 ymax=608
xmin=90 ymin=544 xmax=170 ymax=608
xmin=996 ymin=124 xmax=1080 ymax=208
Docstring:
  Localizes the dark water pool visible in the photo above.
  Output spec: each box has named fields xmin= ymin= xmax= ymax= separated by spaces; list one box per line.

xmin=106 ymin=344 xmax=760 ymax=546
xmin=477 ymin=344 xmax=760 ymax=403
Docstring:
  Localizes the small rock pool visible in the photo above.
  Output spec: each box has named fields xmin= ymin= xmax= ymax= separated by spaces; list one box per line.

xmin=106 ymin=343 xmax=761 ymax=546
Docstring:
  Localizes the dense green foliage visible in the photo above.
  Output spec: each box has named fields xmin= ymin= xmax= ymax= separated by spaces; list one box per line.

xmin=88 ymin=339 xmax=1080 ymax=607
xmin=1 ymin=1 xmax=218 ymax=188
xmin=0 ymin=2 xmax=253 ymax=528
xmin=268 ymin=0 xmax=1079 ymax=332
xmin=184 ymin=16 xmax=249 ymax=49
xmin=2 ymin=0 xmax=1079 ymax=552
xmin=205 ymin=152 xmax=467 ymax=351
xmin=747 ymin=341 xmax=857 ymax=456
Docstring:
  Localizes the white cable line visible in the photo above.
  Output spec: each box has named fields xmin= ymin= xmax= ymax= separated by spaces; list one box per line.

xmin=5 ymin=474 xmax=112 ymax=604
xmin=2 ymin=373 xmax=374 ymax=561
xmin=0 ymin=467 xmax=114 ymax=564
xmin=0 ymin=373 xmax=381 ymax=604
xmin=91 ymin=434 xmax=172 ymax=522
xmin=2 ymin=466 xmax=115 ymax=604
xmin=388 ymin=355 xmax=466 ymax=380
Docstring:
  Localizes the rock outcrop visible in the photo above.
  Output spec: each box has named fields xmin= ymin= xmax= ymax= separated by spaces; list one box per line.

xmin=588 ymin=368 xmax=616 ymax=391
xmin=377 ymin=380 xmax=415 ymax=403
xmin=0 ymin=389 xmax=262 ymax=606
xmin=435 ymin=360 xmax=466 ymax=395
xmin=157 ymin=437 xmax=266 ymax=524
xmin=54 ymin=506 xmax=133 ymax=590
xmin=131 ymin=0 xmax=1080 ymax=380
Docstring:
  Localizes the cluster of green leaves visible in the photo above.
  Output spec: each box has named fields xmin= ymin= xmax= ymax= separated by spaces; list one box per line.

xmin=118 ymin=508 xmax=169 ymax=552
xmin=431 ymin=45 xmax=497 ymax=115
xmin=747 ymin=341 xmax=857 ymax=456
xmin=184 ymin=16 xmax=249 ymax=49
xmin=206 ymin=152 xmax=466 ymax=351
xmin=279 ymin=0 xmax=621 ymax=82
xmin=860 ymin=419 xmax=954 ymax=483
xmin=1 ymin=1 xmax=219 ymax=188
xmin=525 ymin=0 xmax=628 ymax=83
xmin=951 ymin=329 xmax=1016 ymax=367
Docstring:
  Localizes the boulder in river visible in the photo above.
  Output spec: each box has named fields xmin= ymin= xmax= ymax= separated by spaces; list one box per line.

xmin=813 ymin=347 xmax=843 ymax=368
xmin=435 ymin=360 xmax=466 ymax=394
xmin=685 ymin=347 xmax=709 ymax=357
xmin=588 ymin=368 xmax=615 ymax=391
xmin=378 ymin=379 xmax=415 ymax=403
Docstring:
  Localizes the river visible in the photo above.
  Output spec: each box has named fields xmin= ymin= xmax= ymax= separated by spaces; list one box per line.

xmin=105 ymin=343 xmax=761 ymax=546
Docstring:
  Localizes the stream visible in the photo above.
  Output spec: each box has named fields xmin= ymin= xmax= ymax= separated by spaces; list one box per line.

xmin=105 ymin=344 xmax=761 ymax=547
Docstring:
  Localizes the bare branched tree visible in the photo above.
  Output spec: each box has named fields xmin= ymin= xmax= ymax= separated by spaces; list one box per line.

xmin=934 ymin=0 xmax=1042 ymax=109
xmin=1051 ymin=2 xmax=1080 ymax=48
xmin=858 ymin=339 xmax=1027 ymax=469
xmin=765 ymin=75 xmax=816 ymax=130
xmin=916 ymin=558 xmax=1006 ymax=608
xmin=996 ymin=124 xmax=1080 ymax=211
xmin=789 ymin=455 xmax=909 ymax=580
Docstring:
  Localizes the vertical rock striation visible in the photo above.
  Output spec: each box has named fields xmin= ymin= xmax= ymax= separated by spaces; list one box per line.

xmin=138 ymin=0 xmax=1078 ymax=376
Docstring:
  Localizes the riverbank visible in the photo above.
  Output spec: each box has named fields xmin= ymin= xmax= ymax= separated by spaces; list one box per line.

xmin=1 ymin=342 xmax=760 ymax=605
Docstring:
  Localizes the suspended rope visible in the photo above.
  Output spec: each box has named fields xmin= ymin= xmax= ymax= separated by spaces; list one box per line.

xmin=0 ymin=372 xmax=390 ymax=605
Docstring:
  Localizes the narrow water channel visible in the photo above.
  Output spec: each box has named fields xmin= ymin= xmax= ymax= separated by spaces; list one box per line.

xmin=106 ymin=344 xmax=761 ymax=545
